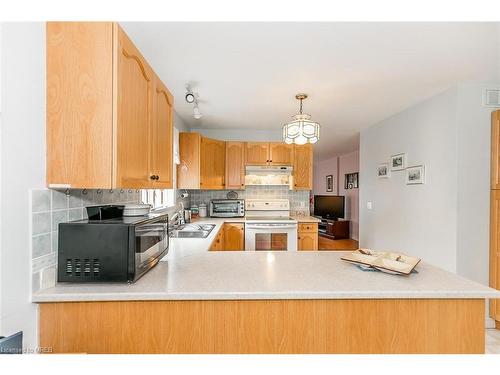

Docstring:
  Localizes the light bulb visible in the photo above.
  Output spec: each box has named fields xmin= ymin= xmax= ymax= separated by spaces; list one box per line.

xmin=193 ymin=105 xmax=202 ymax=120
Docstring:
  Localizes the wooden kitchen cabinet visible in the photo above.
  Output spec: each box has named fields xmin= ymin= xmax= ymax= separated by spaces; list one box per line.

xmin=245 ymin=142 xmax=294 ymax=166
xmin=151 ymin=73 xmax=174 ymax=188
xmin=225 ymin=142 xmax=245 ymax=189
xmin=298 ymin=223 xmax=318 ymax=251
xmin=46 ymin=22 xmax=173 ymax=189
xmin=491 ymin=183 xmax=500 ymax=324
xmin=245 ymin=142 xmax=270 ymax=165
xmin=201 ymin=137 xmax=226 ymax=189
xmin=492 ymin=111 xmax=500 ymax=189
xmin=209 ymin=227 xmax=225 ymax=251
xmin=223 ymin=223 xmax=245 ymax=250
xmin=269 ymin=143 xmax=294 ymax=165
xmin=293 ymin=144 xmax=313 ymax=190
xmin=115 ymin=27 xmax=154 ymax=188
xmin=177 ymin=133 xmax=225 ymax=190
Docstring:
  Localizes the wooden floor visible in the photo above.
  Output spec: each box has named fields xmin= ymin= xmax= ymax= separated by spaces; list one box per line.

xmin=318 ymin=235 xmax=359 ymax=250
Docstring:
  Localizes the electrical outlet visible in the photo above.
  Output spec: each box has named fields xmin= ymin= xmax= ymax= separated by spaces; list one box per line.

xmin=367 ymin=201 xmax=373 ymax=210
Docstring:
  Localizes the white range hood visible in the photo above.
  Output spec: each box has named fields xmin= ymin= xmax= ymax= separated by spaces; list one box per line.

xmin=244 ymin=166 xmax=293 ymax=188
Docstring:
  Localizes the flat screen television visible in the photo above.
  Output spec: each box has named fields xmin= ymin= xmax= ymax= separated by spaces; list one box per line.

xmin=313 ymin=195 xmax=345 ymax=220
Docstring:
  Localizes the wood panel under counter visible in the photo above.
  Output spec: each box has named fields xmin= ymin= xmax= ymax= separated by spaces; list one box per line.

xmin=39 ymin=298 xmax=484 ymax=354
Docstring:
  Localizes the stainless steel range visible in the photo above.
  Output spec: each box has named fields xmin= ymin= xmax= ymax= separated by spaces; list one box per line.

xmin=244 ymin=199 xmax=298 ymax=251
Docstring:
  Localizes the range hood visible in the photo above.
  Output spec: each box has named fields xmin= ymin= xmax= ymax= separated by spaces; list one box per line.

xmin=245 ymin=166 xmax=293 ymax=188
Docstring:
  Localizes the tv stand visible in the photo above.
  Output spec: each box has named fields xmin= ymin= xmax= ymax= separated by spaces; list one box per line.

xmin=317 ymin=217 xmax=350 ymax=240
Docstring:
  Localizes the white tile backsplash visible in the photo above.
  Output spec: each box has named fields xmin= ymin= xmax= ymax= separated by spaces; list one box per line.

xmin=188 ymin=186 xmax=311 ymax=215
xmin=30 ymin=188 xmax=141 ymax=292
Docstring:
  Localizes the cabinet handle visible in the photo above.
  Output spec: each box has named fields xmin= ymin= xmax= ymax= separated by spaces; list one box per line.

xmin=150 ymin=175 xmax=156 ymax=180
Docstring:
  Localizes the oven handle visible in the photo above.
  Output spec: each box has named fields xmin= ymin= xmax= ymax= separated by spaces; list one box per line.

xmin=245 ymin=224 xmax=297 ymax=229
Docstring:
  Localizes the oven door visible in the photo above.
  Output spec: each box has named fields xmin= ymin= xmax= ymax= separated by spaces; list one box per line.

xmin=245 ymin=223 xmax=297 ymax=251
xmin=133 ymin=217 xmax=169 ymax=278
xmin=210 ymin=201 xmax=243 ymax=217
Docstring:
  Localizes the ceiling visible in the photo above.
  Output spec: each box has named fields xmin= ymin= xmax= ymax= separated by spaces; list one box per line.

xmin=121 ymin=22 xmax=500 ymax=160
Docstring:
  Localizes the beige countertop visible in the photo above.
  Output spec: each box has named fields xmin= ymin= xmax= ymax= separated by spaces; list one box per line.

xmin=32 ymin=216 xmax=500 ymax=302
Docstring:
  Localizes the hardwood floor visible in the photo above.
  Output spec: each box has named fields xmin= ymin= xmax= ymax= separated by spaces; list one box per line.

xmin=318 ymin=235 xmax=359 ymax=251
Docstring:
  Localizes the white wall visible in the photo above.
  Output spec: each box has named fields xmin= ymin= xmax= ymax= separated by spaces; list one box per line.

xmin=190 ymin=128 xmax=281 ymax=142
xmin=360 ymin=84 xmax=498 ymax=282
xmin=360 ymin=88 xmax=459 ymax=273
xmin=313 ymin=156 xmax=339 ymax=195
xmin=456 ymin=84 xmax=498 ymax=285
xmin=1 ymin=23 xmax=45 ymax=348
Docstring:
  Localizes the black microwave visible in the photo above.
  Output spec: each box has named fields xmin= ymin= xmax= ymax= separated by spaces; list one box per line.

xmin=57 ymin=213 xmax=169 ymax=283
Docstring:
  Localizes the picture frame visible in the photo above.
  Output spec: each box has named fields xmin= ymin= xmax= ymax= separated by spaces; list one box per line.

xmin=390 ymin=153 xmax=407 ymax=171
xmin=344 ymin=172 xmax=359 ymax=189
xmin=377 ymin=163 xmax=390 ymax=178
xmin=326 ymin=175 xmax=333 ymax=192
xmin=406 ymin=165 xmax=425 ymax=185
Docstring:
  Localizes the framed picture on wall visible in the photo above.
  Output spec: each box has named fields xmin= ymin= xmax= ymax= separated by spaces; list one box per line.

xmin=390 ymin=153 xmax=407 ymax=171
xmin=377 ymin=163 xmax=390 ymax=178
xmin=344 ymin=172 xmax=359 ymax=189
xmin=326 ymin=175 xmax=334 ymax=192
xmin=406 ymin=165 xmax=425 ymax=185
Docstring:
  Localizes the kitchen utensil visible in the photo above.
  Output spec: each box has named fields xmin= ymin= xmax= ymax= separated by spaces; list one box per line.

xmin=123 ymin=204 xmax=151 ymax=217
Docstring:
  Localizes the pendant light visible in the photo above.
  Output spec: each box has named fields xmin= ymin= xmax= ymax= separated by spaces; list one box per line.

xmin=282 ymin=93 xmax=320 ymax=145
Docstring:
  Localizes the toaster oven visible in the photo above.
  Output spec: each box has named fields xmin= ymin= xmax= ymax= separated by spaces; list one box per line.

xmin=209 ymin=199 xmax=245 ymax=218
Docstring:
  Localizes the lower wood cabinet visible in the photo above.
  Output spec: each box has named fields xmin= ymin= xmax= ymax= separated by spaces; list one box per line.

xmin=223 ymin=223 xmax=245 ymax=250
xmin=298 ymin=223 xmax=318 ymax=251
xmin=210 ymin=223 xmax=245 ymax=251
xmin=490 ymin=189 xmax=500 ymax=324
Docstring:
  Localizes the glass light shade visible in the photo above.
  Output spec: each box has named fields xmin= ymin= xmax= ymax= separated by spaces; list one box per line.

xmin=282 ymin=113 xmax=320 ymax=145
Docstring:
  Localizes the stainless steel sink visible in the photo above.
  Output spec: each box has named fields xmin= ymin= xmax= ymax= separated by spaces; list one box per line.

xmin=169 ymin=223 xmax=216 ymax=238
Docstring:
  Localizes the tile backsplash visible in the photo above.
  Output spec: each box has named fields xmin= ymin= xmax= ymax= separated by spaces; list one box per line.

xmin=188 ymin=185 xmax=311 ymax=214
xmin=30 ymin=188 xmax=141 ymax=293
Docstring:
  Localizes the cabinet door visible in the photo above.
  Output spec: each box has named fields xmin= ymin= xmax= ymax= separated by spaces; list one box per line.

xmin=115 ymin=25 xmax=154 ymax=188
xmin=492 ymin=111 xmax=500 ymax=189
xmin=152 ymin=74 xmax=174 ymax=188
xmin=177 ymin=132 xmax=201 ymax=189
xmin=490 ymin=190 xmax=500 ymax=322
xmin=225 ymin=142 xmax=245 ymax=190
xmin=200 ymin=137 xmax=226 ymax=189
xmin=210 ymin=228 xmax=225 ymax=251
xmin=269 ymin=143 xmax=294 ymax=165
xmin=245 ymin=142 xmax=270 ymax=165
xmin=293 ymin=144 xmax=313 ymax=190
xmin=46 ymin=22 xmax=114 ymax=188
xmin=223 ymin=223 xmax=245 ymax=250
xmin=298 ymin=232 xmax=318 ymax=251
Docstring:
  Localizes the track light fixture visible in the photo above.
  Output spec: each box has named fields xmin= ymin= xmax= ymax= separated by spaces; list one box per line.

xmin=185 ymin=82 xmax=202 ymax=120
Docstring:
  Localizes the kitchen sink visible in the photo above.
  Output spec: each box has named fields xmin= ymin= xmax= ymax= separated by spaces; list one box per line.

xmin=169 ymin=223 xmax=216 ymax=238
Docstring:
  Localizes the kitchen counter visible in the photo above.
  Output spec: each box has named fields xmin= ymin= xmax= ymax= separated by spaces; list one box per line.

xmin=34 ymin=216 xmax=500 ymax=354
xmin=33 ymin=227 xmax=499 ymax=301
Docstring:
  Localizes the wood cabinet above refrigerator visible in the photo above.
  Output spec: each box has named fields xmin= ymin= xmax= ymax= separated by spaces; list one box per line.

xmin=46 ymin=22 xmax=173 ymax=189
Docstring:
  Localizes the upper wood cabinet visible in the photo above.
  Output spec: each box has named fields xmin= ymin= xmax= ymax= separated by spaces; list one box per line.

xmin=269 ymin=143 xmax=294 ymax=165
xmin=245 ymin=142 xmax=294 ymax=165
xmin=152 ymin=73 xmax=174 ymax=188
xmin=225 ymin=142 xmax=245 ymax=190
xmin=115 ymin=28 xmax=153 ymax=188
xmin=293 ymin=144 xmax=313 ymax=190
xmin=200 ymin=137 xmax=226 ymax=189
xmin=46 ymin=22 xmax=173 ymax=189
xmin=177 ymin=133 xmax=201 ymax=189
xmin=245 ymin=142 xmax=270 ymax=165
xmin=492 ymin=111 xmax=500 ymax=189
xmin=177 ymin=133 xmax=225 ymax=190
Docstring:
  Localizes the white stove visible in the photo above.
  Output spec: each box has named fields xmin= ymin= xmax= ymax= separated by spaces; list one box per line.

xmin=244 ymin=199 xmax=298 ymax=251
